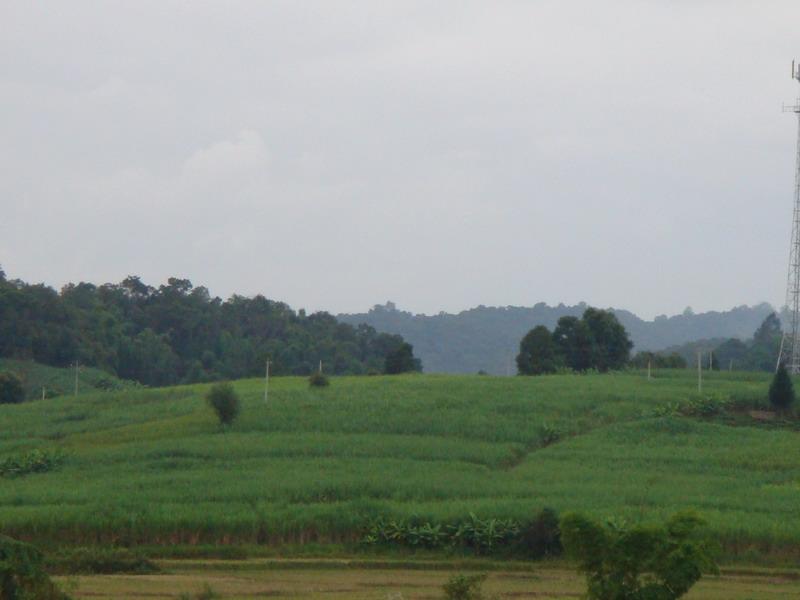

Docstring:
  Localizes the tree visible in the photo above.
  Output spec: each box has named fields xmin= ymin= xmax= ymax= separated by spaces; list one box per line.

xmin=769 ymin=364 xmax=795 ymax=411
xmin=582 ymin=308 xmax=633 ymax=371
xmin=206 ymin=382 xmax=240 ymax=427
xmin=384 ymin=342 xmax=422 ymax=374
xmin=0 ymin=372 xmax=24 ymax=404
xmin=560 ymin=512 xmax=717 ymax=600
xmin=517 ymin=326 xmax=558 ymax=375
xmin=553 ymin=316 xmax=593 ymax=371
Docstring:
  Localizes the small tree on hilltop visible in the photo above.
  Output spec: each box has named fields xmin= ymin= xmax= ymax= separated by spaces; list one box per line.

xmin=0 ymin=372 xmax=25 ymax=405
xmin=769 ymin=364 xmax=795 ymax=411
xmin=206 ymin=382 xmax=240 ymax=427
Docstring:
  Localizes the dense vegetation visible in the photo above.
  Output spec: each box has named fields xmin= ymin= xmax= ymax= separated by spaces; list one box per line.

xmin=0 ymin=268 xmax=418 ymax=386
xmin=339 ymin=301 xmax=776 ymax=374
xmin=0 ymin=371 xmax=796 ymax=562
xmin=516 ymin=308 xmax=632 ymax=375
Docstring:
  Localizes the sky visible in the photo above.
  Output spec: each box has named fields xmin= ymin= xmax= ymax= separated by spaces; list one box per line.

xmin=2 ymin=1 xmax=799 ymax=319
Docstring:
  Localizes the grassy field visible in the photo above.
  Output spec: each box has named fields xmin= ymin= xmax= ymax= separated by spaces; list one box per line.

xmin=0 ymin=370 xmax=798 ymax=562
xmin=55 ymin=560 xmax=800 ymax=599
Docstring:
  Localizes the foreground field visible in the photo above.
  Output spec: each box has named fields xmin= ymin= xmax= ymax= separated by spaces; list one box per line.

xmin=0 ymin=370 xmax=798 ymax=559
xmin=56 ymin=559 xmax=800 ymax=599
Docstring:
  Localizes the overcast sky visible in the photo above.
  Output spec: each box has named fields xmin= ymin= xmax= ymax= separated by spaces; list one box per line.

xmin=2 ymin=2 xmax=799 ymax=318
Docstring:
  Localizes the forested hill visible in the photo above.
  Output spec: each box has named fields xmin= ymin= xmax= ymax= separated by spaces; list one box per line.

xmin=339 ymin=302 xmax=776 ymax=374
xmin=0 ymin=269 xmax=417 ymax=386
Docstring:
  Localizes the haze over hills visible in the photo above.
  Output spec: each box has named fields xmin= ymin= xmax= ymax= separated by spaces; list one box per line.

xmin=339 ymin=302 xmax=777 ymax=374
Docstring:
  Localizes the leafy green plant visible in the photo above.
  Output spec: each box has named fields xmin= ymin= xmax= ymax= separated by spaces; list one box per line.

xmin=517 ymin=508 xmax=562 ymax=558
xmin=0 ymin=448 xmax=65 ymax=478
xmin=0 ymin=535 xmax=70 ymax=599
xmin=0 ymin=371 xmax=25 ymax=404
xmin=442 ymin=573 xmax=488 ymax=600
xmin=309 ymin=372 xmax=330 ymax=387
xmin=206 ymin=382 xmax=240 ymax=427
xmin=537 ymin=424 xmax=561 ymax=447
xmin=560 ymin=511 xmax=718 ymax=600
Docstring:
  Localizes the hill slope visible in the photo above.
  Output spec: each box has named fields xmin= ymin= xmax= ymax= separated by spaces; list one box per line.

xmin=0 ymin=359 xmax=137 ymax=400
xmin=0 ymin=371 xmax=795 ymax=558
xmin=339 ymin=302 xmax=776 ymax=373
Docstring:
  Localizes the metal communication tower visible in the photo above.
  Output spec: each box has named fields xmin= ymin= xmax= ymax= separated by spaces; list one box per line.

xmin=778 ymin=61 xmax=800 ymax=373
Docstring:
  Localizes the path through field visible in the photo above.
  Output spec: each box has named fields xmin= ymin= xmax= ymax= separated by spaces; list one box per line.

xmin=56 ymin=560 xmax=800 ymax=599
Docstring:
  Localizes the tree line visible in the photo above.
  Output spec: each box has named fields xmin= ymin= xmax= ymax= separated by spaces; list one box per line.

xmin=0 ymin=267 xmax=421 ymax=387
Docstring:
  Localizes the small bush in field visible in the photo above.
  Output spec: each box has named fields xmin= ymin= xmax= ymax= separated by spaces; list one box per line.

xmin=309 ymin=372 xmax=330 ymax=387
xmin=442 ymin=573 xmax=488 ymax=600
xmin=0 ymin=372 xmax=25 ymax=404
xmin=206 ymin=382 xmax=240 ymax=427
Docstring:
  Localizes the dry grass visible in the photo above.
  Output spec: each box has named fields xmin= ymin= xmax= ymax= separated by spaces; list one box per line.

xmin=54 ymin=560 xmax=800 ymax=599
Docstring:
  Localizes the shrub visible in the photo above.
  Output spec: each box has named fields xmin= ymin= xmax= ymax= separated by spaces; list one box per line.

xmin=0 ymin=535 xmax=70 ymax=599
xmin=517 ymin=508 xmax=562 ymax=558
xmin=560 ymin=511 xmax=717 ymax=600
xmin=48 ymin=547 xmax=159 ymax=575
xmin=309 ymin=372 xmax=330 ymax=387
xmin=0 ymin=372 xmax=25 ymax=404
xmin=769 ymin=364 xmax=795 ymax=411
xmin=0 ymin=448 xmax=65 ymax=478
xmin=442 ymin=573 xmax=488 ymax=600
xmin=179 ymin=584 xmax=220 ymax=600
xmin=206 ymin=382 xmax=240 ymax=427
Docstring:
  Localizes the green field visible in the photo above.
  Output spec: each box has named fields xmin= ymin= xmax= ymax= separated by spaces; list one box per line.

xmin=0 ymin=370 xmax=798 ymax=563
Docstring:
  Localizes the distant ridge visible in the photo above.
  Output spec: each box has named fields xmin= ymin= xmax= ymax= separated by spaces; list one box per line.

xmin=338 ymin=302 xmax=776 ymax=374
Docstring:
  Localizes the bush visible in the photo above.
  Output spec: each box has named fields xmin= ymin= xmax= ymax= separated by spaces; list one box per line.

xmin=0 ymin=372 xmax=25 ymax=404
xmin=48 ymin=547 xmax=159 ymax=575
xmin=769 ymin=364 xmax=795 ymax=411
xmin=560 ymin=511 xmax=717 ymax=600
xmin=0 ymin=535 xmax=70 ymax=599
xmin=0 ymin=448 xmax=65 ymax=478
xmin=206 ymin=382 xmax=240 ymax=426
xmin=517 ymin=508 xmax=562 ymax=558
xmin=442 ymin=573 xmax=488 ymax=600
xmin=309 ymin=372 xmax=330 ymax=387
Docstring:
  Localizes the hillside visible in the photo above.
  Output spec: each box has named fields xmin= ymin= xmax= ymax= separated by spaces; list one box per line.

xmin=1 ymin=371 xmax=796 ymax=560
xmin=339 ymin=302 xmax=776 ymax=373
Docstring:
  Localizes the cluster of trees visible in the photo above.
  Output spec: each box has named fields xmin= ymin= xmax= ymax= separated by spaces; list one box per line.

xmin=516 ymin=308 xmax=633 ymax=375
xmin=0 ymin=268 xmax=421 ymax=387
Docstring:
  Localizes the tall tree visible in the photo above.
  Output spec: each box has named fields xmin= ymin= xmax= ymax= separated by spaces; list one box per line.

xmin=516 ymin=325 xmax=558 ymax=375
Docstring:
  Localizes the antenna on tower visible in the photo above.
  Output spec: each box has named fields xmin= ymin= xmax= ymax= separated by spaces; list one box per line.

xmin=777 ymin=61 xmax=800 ymax=373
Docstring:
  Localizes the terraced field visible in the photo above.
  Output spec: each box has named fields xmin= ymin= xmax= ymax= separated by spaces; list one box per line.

xmin=1 ymin=369 xmax=797 ymax=564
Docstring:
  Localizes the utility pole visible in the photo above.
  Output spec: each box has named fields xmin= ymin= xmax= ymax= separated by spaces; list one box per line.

xmin=263 ymin=359 xmax=270 ymax=404
xmin=319 ymin=360 xmax=323 ymax=374
xmin=778 ymin=60 xmax=800 ymax=373
xmin=697 ymin=351 xmax=702 ymax=394
xmin=647 ymin=359 xmax=651 ymax=380
xmin=73 ymin=361 xmax=79 ymax=396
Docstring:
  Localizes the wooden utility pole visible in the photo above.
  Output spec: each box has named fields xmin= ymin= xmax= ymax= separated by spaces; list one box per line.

xmin=697 ymin=351 xmax=702 ymax=393
xmin=74 ymin=361 xmax=80 ymax=396
xmin=264 ymin=360 xmax=270 ymax=404
xmin=647 ymin=359 xmax=651 ymax=380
